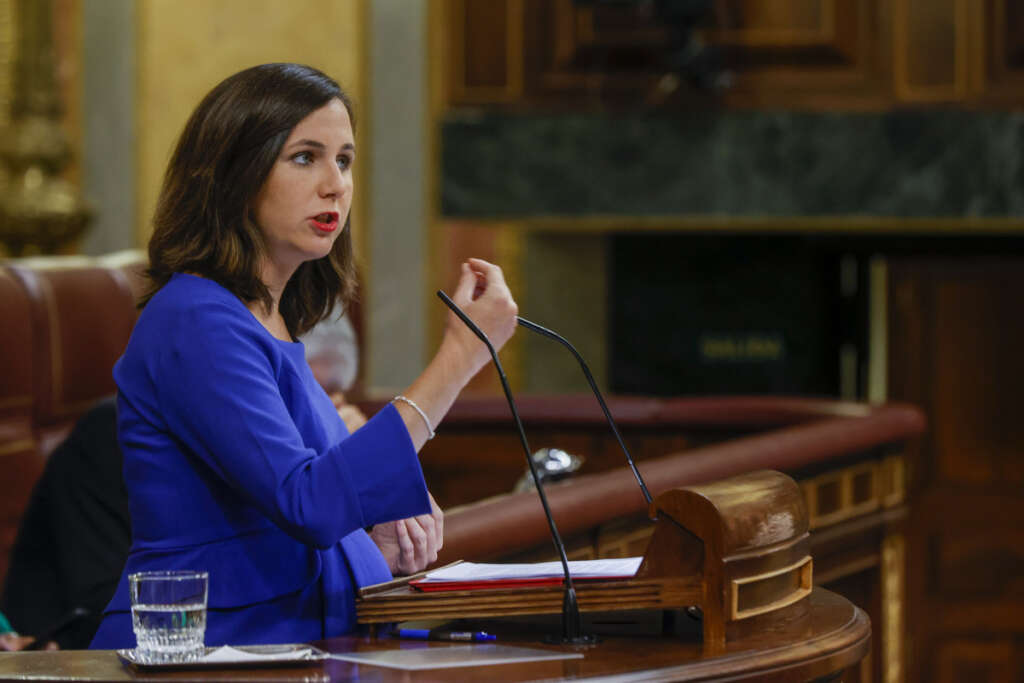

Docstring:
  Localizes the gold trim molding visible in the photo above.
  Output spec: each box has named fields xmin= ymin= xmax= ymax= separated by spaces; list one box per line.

xmin=445 ymin=215 xmax=1024 ymax=235
xmin=0 ymin=0 xmax=12 ymax=197
xmin=882 ymin=533 xmax=906 ymax=683
xmin=730 ymin=556 xmax=813 ymax=621
xmin=0 ymin=0 xmax=11 ymax=126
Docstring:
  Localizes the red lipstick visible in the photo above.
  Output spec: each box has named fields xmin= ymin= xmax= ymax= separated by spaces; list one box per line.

xmin=310 ymin=212 xmax=339 ymax=233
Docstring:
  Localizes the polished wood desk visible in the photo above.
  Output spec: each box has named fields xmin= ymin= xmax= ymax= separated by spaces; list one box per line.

xmin=0 ymin=590 xmax=867 ymax=682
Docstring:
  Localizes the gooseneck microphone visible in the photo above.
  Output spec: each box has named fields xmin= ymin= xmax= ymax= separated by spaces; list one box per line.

xmin=515 ymin=316 xmax=655 ymax=514
xmin=437 ymin=290 xmax=596 ymax=644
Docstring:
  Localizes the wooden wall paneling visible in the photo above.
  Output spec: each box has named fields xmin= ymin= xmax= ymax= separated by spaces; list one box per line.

xmin=931 ymin=527 xmax=1024 ymax=601
xmin=888 ymin=258 xmax=1024 ymax=683
xmin=935 ymin=640 xmax=1015 ymax=683
xmin=420 ymin=430 xmax=597 ymax=508
xmin=447 ymin=0 xmax=524 ymax=104
xmin=888 ymin=263 xmax=927 ymax=493
xmin=893 ymin=0 xmax=969 ymax=102
xmin=970 ymin=0 xmax=1024 ymax=105
xmin=712 ymin=0 xmax=892 ymax=108
xmin=422 ymin=427 xmax=691 ymax=510
xmin=444 ymin=0 xmax=897 ymax=108
xmin=529 ymin=0 xmax=665 ymax=98
xmin=442 ymin=0 xmax=1024 ymax=108
xmin=538 ymin=0 xmax=892 ymax=106
xmin=591 ymin=430 xmax=689 ymax=471
xmin=931 ymin=274 xmax=1024 ymax=489
xmin=709 ymin=0 xmax=835 ymax=46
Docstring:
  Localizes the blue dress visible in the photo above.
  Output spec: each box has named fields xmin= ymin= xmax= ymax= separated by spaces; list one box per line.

xmin=90 ymin=273 xmax=430 ymax=648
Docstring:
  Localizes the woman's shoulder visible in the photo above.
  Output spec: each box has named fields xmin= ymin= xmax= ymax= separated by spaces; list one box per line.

xmin=151 ymin=272 xmax=241 ymax=306
xmin=129 ymin=273 xmax=268 ymax=353
xmin=143 ymin=273 xmax=250 ymax=323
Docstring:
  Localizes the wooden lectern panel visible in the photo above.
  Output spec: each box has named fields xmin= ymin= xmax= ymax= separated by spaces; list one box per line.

xmin=358 ymin=470 xmax=813 ymax=649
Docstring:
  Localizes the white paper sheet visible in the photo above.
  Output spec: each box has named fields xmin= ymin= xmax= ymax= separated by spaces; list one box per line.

xmin=328 ymin=644 xmax=583 ymax=671
xmin=417 ymin=557 xmax=642 ymax=583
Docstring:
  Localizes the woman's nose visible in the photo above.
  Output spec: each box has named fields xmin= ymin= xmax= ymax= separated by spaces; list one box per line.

xmin=319 ymin=165 xmax=349 ymax=198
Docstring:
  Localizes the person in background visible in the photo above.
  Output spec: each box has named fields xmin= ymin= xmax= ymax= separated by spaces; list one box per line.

xmin=90 ymin=63 xmax=517 ymax=649
xmin=302 ymin=312 xmax=368 ymax=432
xmin=0 ymin=398 xmax=128 ymax=650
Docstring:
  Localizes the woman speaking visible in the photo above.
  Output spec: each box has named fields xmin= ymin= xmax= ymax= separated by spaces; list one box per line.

xmin=90 ymin=63 xmax=517 ymax=648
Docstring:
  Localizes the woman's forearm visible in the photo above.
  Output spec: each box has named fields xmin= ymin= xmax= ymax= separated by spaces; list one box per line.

xmin=390 ymin=258 xmax=518 ymax=452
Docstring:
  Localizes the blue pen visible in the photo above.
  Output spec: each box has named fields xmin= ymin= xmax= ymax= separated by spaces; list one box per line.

xmin=393 ymin=628 xmax=496 ymax=642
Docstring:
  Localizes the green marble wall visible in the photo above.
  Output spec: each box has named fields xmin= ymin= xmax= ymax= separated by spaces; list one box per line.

xmin=442 ymin=111 xmax=1024 ymax=217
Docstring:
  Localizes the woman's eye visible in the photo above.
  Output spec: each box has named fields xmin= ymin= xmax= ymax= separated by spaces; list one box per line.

xmin=292 ymin=151 xmax=314 ymax=165
xmin=336 ymin=156 xmax=352 ymax=170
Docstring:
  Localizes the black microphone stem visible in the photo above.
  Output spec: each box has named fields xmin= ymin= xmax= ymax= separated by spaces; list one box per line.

xmin=437 ymin=291 xmax=591 ymax=643
xmin=516 ymin=316 xmax=655 ymax=512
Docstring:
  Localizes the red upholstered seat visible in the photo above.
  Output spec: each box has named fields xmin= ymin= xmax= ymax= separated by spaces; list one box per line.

xmin=0 ymin=253 xmax=145 ymax=580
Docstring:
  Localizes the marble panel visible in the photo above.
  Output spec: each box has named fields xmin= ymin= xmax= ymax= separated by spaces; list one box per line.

xmin=442 ymin=112 xmax=1024 ymax=218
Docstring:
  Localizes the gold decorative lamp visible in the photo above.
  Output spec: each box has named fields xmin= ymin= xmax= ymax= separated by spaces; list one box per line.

xmin=0 ymin=0 xmax=90 ymax=256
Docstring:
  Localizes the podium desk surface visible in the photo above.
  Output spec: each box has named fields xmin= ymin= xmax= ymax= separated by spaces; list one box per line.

xmin=0 ymin=589 xmax=867 ymax=682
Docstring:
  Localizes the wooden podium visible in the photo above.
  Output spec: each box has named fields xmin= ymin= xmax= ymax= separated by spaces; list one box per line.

xmin=0 ymin=471 xmax=866 ymax=682
xmin=358 ymin=469 xmax=813 ymax=648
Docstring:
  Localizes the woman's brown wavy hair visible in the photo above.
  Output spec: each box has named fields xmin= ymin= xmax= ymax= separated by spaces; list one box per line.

xmin=142 ymin=63 xmax=358 ymax=338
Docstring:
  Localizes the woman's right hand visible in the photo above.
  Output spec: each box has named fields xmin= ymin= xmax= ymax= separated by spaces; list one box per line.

xmin=392 ymin=257 xmax=518 ymax=450
xmin=443 ymin=258 xmax=519 ymax=375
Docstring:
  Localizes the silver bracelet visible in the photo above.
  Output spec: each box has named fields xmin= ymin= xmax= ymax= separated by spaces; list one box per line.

xmin=393 ymin=395 xmax=435 ymax=440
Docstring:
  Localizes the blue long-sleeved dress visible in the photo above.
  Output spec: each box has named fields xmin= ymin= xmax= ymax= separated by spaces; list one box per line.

xmin=90 ymin=273 xmax=430 ymax=648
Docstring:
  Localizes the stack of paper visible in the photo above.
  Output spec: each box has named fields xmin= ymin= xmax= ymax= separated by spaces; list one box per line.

xmin=410 ymin=557 xmax=642 ymax=592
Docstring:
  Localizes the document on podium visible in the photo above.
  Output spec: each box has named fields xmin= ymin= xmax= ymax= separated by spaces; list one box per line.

xmin=410 ymin=557 xmax=642 ymax=592
xmin=329 ymin=644 xmax=584 ymax=671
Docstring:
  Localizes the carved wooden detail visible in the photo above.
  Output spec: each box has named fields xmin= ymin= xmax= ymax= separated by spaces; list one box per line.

xmin=497 ymin=456 xmax=904 ymax=682
xmin=801 ymin=455 xmax=905 ymax=530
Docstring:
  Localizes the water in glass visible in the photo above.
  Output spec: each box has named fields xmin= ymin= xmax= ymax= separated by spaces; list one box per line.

xmin=131 ymin=602 xmax=206 ymax=661
xmin=129 ymin=570 xmax=208 ymax=663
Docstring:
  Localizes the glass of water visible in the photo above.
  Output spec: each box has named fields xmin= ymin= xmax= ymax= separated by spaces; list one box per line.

xmin=129 ymin=570 xmax=208 ymax=663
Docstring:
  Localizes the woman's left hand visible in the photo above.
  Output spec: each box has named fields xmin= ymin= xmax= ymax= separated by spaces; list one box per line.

xmin=369 ymin=492 xmax=444 ymax=576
